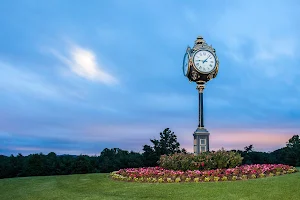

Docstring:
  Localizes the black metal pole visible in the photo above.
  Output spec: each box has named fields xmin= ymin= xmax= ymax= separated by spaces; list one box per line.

xmin=199 ymin=91 xmax=204 ymax=127
xmin=196 ymin=83 xmax=205 ymax=128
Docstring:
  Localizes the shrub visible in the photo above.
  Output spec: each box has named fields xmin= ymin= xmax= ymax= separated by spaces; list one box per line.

xmin=259 ymin=173 xmax=265 ymax=178
xmin=167 ymin=178 xmax=173 ymax=183
xmin=158 ymin=153 xmax=195 ymax=171
xmin=221 ymin=176 xmax=228 ymax=181
xmin=242 ymin=175 xmax=248 ymax=180
xmin=214 ymin=176 xmax=220 ymax=182
xmin=159 ymin=148 xmax=243 ymax=171
xmin=276 ymin=172 xmax=281 ymax=176
xmin=175 ymin=177 xmax=181 ymax=183
xmin=204 ymin=177 xmax=210 ymax=182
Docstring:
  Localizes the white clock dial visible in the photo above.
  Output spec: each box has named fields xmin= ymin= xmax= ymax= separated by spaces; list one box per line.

xmin=193 ymin=50 xmax=216 ymax=73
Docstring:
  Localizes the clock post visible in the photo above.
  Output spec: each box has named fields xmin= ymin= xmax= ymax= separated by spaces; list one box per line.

xmin=182 ymin=36 xmax=219 ymax=155
xmin=193 ymin=82 xmax=210 ymax=154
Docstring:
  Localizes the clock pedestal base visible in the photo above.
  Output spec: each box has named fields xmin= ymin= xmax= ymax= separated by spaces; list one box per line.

xmin=193 ymin=127 xmax=210 ymax=155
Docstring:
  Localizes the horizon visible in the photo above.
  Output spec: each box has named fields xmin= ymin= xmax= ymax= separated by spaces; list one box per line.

xmin=1 ymin=0 xmax=300 ymax=156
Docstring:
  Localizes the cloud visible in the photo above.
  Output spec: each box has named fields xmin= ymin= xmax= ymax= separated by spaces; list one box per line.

xmin=140 ymin=92 xmax=196 ymax=111
xmin=211 ymin=0 xmax=299 ymax=62
xmin=0 ymin=122 xmax=170 ymax=155
xmin=179 ymin=127 xmax=297 ymax=153
xmin=52 ymin=44 xmax=118 ymax=85
xmin=181 ymin=0 xmax=300 ymax=90
xmin=0 ymin=61 xmax=63 ymax=99
xmin=0 ymin=60 xmax=98 ymax=104
xmin=0 ymin=132 xmax=110 ymax=156
xmin=183 ymin=0 xmax=299 ymax=66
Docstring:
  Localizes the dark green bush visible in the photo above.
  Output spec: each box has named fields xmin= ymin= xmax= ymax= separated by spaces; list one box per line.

xmin=159 ymin=148 xmax=243 ymax=171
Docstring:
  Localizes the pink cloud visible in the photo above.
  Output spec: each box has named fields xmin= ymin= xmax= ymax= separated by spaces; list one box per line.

xmin=179 ymin=127 xmax=297 ymax=153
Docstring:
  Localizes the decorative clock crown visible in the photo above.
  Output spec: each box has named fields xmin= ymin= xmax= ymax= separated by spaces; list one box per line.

xmin=195 ymin=36 xmax=206 ymax=45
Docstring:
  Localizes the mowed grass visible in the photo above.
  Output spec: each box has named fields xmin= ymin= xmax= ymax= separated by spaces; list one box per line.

xmin=1 ymin=169 xmax=300 ymax=200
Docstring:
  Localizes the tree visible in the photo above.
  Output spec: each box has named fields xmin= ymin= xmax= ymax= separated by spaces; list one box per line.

xmin=244 ymin=144 xmax=254 ymax=153
xmin=152 ymin=128 xmax=182 ymax=155
xmin=23 ymin=153 xmax=46 ymax=176
xmin=285 ymin=135 xmax=300 ymax=166
xmin=142 ymin=145 xmax=158 ymax=167
xmin=142 ymin=128 xmax=184 ymax=166
xmin=99 ymin=148 xmax=117 ymax=172
xmin=286 ymin=135 xmax=300 ymax=148
xmin=57 ymin=155 xmax=76 ymax=175
xmin=72 ymin=155 xmax=93 ymax=174
xmin=99 ymin=148 xmax=144 ymax=172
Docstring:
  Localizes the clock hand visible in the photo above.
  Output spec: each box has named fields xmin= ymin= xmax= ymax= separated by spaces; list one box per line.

xmin=203 ymin=56 xmax=211 ymax=63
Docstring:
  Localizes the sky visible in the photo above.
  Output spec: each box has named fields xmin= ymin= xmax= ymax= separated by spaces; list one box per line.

xmin=1 ymin=0 xmax=300 ymax=156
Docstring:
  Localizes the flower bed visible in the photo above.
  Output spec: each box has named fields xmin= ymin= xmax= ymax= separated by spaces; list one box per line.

xmin=111 ymin=164 xmax=298 ymax=183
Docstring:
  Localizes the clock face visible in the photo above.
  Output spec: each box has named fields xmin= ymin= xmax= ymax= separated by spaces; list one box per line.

xmin=193 ymin=50 xmax=216 ymax=73
xmin=182 ymin=52 xmax=189 ymax=76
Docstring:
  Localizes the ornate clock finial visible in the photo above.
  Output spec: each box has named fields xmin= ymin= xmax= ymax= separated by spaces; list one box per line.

xmin=195 ymin=36 xmax=206 ymax=45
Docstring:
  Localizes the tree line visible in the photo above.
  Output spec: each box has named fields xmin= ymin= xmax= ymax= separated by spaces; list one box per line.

xmin=238 ymin=135 xmax=300 ymax=167
xmin=0 ymin=128 xmax=299 ymax=179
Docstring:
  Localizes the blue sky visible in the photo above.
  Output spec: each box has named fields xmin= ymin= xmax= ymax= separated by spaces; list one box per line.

xmin=1 ymin=0 xmax=300 ymax=156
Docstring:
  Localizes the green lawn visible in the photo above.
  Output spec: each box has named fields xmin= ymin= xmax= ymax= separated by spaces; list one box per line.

xmin=1 ymin=170 xmax=300 ymax=200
